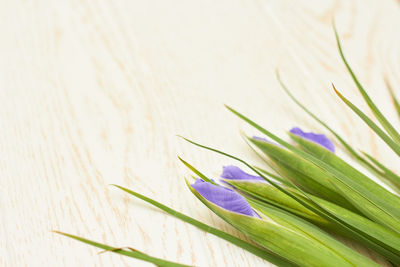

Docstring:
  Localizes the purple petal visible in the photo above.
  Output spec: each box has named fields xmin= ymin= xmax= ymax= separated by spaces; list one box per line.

xmin=252 ymin=136 xmax=270 ymax=143
xmin=221 ymin=165 xmax=265 ymax=182
xmin=191 ymin=179 xmax=260 ymax=218
xmin=290 ymin=127 xmax=335 ymax=153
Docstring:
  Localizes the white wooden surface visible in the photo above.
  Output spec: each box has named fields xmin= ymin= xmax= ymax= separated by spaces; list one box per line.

xmin=2 ymin=0 xmax=400 ymax=266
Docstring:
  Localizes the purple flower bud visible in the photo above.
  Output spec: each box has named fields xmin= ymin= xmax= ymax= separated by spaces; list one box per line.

xmin=191 ymin=179 xmax=260 ymax=218
xmin=221 ymin=165 xmax=265 ymax=182
xmin=290 ymin=127 xmax=335 ymax=153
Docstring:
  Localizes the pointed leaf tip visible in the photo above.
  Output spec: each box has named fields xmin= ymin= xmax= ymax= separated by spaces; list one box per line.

xmin=178 ymin=156 xmax=216 ymax=185
xmin=332 ymin=84 xmax=344 ymax=99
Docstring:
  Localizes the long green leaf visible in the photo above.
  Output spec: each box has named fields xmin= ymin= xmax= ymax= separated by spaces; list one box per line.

xmin=385 ymin=77 xmax=400 ymax=120
xmin=334 ymin=25 xmax=400 ymax=145
xmin=332 ymin=84 xmax=400 ymax=157
xmin=54 ymin=231 xmax=190 ymax=267
xmin=112 ymin=185 xmax=293 ymax=266
xmin=361 ymin=151 xmax=400 ymax=190
xmin=254 ymin=166 xmax=293 ymax=188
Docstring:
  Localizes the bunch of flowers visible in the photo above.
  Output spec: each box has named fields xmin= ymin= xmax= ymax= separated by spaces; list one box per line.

xmin=56 ymin=27 xmax=400 ymax=266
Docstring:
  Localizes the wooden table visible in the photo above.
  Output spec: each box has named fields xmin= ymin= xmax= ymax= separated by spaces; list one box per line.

xmin=2 ymin=1 xmax=400 ymax=266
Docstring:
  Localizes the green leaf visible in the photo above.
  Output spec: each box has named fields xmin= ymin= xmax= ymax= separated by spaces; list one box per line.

xmin=385 ymin=77 xmax=400 ymax=120
xmin=187 ymin=181 xmax=379 ymax=267
xmin=332 ymin=84 xmax=400 ymax=157
xmin=254 ymin=165 xmax=294 ymax=188
xmin=361 ymin=151 xmax=400 ymax=190
xmin=112 ymin=185 xmax=293 ymax=266
xmin=334 ymin=25 xmax=400 ymax=145
xmin=54 ymin=231 xmax=191 ymax=267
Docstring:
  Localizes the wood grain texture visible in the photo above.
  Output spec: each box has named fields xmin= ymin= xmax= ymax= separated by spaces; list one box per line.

xmin=1 ymin=0 xmax=400 ymax=266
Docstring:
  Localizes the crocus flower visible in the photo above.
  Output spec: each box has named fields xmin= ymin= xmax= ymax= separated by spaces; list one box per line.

xmin=220 ymin=165 xmax=265 ymax=182
xmin=290 ymin=127 xmax=335 ymax=152
xmin=191 ymin=179 xmax=259 ymax=217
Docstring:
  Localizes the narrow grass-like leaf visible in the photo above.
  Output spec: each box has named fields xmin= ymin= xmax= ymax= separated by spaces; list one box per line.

xmin=361 ymin=151 xmax=400 ymax=190
xmin=385 ymin=77 xmax=400 ymax=120
xmin=54 ymin=231 xmax=190 ymax=267
xmin=111 ymin=185 xmax=293 ymax=266
xmin=180 ymin=135 xmax=400 ymax=263
xmin=332 ymin=84 xmax=400 ymax=157
xmin=253 ymin=166 xmax=293 ymax=188
xmin=187 ymin=181 xmax=378 ymax=267
xmin=334 ymin=25 xmax=400 ymax=145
